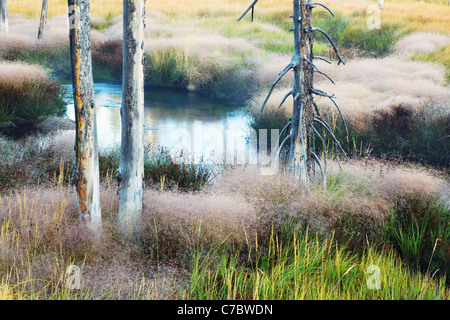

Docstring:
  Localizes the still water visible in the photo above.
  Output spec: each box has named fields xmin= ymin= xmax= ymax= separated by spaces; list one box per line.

xmin=64 ymin=82 xmax=254 ymax=161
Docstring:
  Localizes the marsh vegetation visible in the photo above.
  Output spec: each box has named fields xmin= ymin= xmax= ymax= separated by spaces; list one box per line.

xmin=0 ymin=0 xmax=449 ymax=300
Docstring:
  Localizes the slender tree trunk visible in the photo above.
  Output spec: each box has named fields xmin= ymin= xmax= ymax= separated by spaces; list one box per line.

xmin=0 ymin=0 xmax=8 ymax=33
xmin=68 ymin=0 xmax=102 ymax=236
xmin=118 ymin=0 xmax=146 ymax=238
xmin=303 ymin=0 xmax=314 ymax=181
xmin=290 ymin=0 xmax=311 ymax=187
xmin=38 ymin=0 xmax=48 ymax=39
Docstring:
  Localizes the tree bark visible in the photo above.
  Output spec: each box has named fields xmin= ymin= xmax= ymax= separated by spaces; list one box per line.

xmin=0 ymin=0 xmax=8 ymax=33
xmin=68 ymin=0 xmax=102 ymax=236
xmin=118 ymin=0 xmax=146 ymax=238
xmin=38 ymin=0 xmax=48 ymax=39
xmin=289 ymin=0 xmax=313 ymax=187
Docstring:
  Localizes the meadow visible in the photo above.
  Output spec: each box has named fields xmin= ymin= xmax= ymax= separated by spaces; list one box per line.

xmin=0 ymin=0 xmax=449 ymax=300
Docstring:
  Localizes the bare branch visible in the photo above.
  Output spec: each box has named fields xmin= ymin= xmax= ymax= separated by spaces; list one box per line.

xmin=305 ymin=57 xmax=335 ymax=84
xmin=327 ymin=96 xmax=349 ymax=138
xmin=310 ymin=124 xmax=325 ymax=151
xmin=279 ymin=121 xmax=292 ymax=139
xmin=313 ymin=55 xmax=332 ymax=64
xmin=312 ymin=89 xmax=349 ymax=138
xmin=311 ymin=151 xmax=326 ymax=188
xmin=311 ymin=87 xmax=335 ymax=98
xmin=312 ymin=100 xmax=322 ymax=118
xmin=311 ymin=27 xmax=345 ymax=65
xmin=274 ymin=134 xmax=292 ymax=164
xmin=237 ymin=0 xmax=259 ymax=21
xmin=309 ymin=2 xmax=335 ymax=16
xmin=259 ymin=62 xmax=294 ymax=117
xmin=278 ymin=89 xmax=293 ymax=109
xmin=314 ymin=70 xmax=335 ymax=85
xmin=310 ymin=124 xmax=328 ymax=188
xmin=279 ymin=134 xmax=291 ymax=152
xmin=313 ymin=118 xmax=351 ymax=163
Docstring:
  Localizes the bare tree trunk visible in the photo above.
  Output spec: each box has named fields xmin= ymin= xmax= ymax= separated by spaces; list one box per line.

xmin=117 ymin=0 xmax=146 ymax=238
xmin=289 ymin=0 xmax=312 ymax=187
xmin=303 ymin=0 xmax=315 ymax=187
xmin=68 ymin=0 xmax=102 ymax=236
xmin=0 ymin=0 xmax=8 ymax=33
xmin=239 ymin=0 xmax=346 ymax=192
xmin=38 ymin=0 xmax=48 ymax=39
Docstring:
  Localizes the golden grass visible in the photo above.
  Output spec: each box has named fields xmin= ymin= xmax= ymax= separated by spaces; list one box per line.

xmin=7 ymin=0 xmax=450 ymax=34
xmin=8 ymin=0 xmax=289 ymax=19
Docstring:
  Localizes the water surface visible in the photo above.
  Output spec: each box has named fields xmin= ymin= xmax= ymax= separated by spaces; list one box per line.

xmin=64 ymin=82 xmax=253 ymax=161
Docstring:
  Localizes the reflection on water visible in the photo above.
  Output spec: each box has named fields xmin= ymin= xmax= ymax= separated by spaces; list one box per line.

xmin=64 ymin=82 xmax=253 ymax=161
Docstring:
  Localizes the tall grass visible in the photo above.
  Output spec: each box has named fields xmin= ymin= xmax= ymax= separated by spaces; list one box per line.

xmin=0 ymin=136 xmax=448 ymax=299
xmin=384 ymin=194 xmax=449 ymax=278
xmin=0 ymin=179 xmax=181 ymax=299
xmin=185 ymin=220 xmax=449 ymax=299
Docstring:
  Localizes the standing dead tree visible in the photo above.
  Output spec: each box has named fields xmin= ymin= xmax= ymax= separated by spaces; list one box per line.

xmin=0 ymin=0 xmax=8 ymax=33
xmin=68 ymin=0 xmax=102 ymax=236
xmin=117 ymin=0 xmax=146 ymax=238
xmin=239 ymin=0 xmax=348 ymax=191
xmin=38 ymin=0 xmax=48 ymax=39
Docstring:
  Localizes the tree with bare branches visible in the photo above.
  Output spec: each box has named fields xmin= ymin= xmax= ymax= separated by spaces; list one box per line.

xmin=67 ymin=0 xmax=102 ymax=236
xmin=239 ymin=0 xmax=348 ymax=191
xmin=117 ymin=0 xmax=146 ymax=238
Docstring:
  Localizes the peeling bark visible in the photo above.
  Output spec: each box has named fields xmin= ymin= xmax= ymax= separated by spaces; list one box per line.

xmin=68 ymin=0 xmax=102 ymax=236
xmin=38 ymin=0 xmax=48 ymax=39
xmin=0 ymin=0 xmax=8 ymax=33
xmin=118 ymin=0 xmax=146 ymax=238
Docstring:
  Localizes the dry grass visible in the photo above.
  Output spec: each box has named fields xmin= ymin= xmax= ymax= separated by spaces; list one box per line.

xmin=244 ymin=52 xmax=448 ymax=134
xmin=394 ymin=32 xmax=450 ymax=58
xmin=315 ymin=56 xmax=448 ymax=126
xmin=0 ymin=61 xmax=48 ymax=84
xmin=7 ymin=0 xmax=450 ymax=35
xmin=0 ymin=135 xmax=448 ymax=298
xmin=2 ymin=14 xmax=106 ymax=46
xmin=0 ymin=183 xmax=186 ymax=299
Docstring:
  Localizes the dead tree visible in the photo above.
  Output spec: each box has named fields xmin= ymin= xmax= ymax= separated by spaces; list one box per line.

xmin=38 ymin=0 xmax=48 ymax=39
xmin=239 ymin=0 xmax=348 ymax=191
xmin=68 ymin=0 xmax=102 ymax=236
xmin=0 ymin=0 xmax=8 ymax=33
xmin=117 ymin=0 xmax=146 ymax=238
